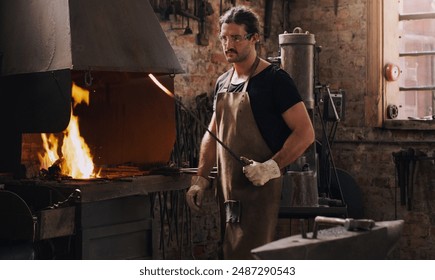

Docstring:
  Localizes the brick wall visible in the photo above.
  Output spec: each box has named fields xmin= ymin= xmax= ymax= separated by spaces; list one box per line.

xmin=286 ymin=0 xmax=435 ymax=259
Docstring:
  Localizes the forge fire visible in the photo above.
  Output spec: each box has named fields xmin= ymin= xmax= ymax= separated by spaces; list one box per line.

xmin=38 ymin=83 xmax=99 ymax=179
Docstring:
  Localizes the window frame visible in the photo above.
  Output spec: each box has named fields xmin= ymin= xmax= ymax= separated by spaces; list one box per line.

xmin=367 ymin=0 xmax=435 ymax=130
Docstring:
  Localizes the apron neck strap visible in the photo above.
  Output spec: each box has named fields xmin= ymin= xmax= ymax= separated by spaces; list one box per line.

xmin=224 ymin=56 xmax=260 ymax=92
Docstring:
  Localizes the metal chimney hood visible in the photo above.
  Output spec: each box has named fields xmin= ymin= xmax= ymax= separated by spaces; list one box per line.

xmin=0 ymin=0 xmax=184 ymax=174
xmin=0 ymin=0 xmax=183 ymax=76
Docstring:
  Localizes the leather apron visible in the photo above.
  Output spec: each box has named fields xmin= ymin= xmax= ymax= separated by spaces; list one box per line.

xmin=215 ymin=67 xmax=283 ymax=260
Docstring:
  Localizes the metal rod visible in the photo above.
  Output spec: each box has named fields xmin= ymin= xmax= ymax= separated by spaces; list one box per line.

xmin=316 ymin=85 xmax=346 ymax=206
xmin=149 ymin=74 xmax=248 ymax=166
xmin=399 ymin=12 xmax=435 ymax=21
xmin=399 ymin=86 xmax=435 ymax=91
xmin=400 ymin=51 xmax=435 ymax=57
xmin=325 ymin=86 xmax=340 ymax=122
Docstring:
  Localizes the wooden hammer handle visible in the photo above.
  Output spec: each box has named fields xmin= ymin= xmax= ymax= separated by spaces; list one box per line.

xmin=314 ymin=216 xmax=346 ymax=226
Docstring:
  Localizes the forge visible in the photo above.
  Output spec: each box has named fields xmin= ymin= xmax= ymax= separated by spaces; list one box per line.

xmin=0 ymin=0 xmax=191 ymax=260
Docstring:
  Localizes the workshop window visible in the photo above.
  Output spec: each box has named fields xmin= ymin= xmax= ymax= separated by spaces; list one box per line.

xmin=381 ymin=0 xmax=435 ymax=129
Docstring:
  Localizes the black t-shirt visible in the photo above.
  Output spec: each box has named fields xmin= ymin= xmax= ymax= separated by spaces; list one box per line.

xmin=214 ymin=64 xmax=302 ymax=153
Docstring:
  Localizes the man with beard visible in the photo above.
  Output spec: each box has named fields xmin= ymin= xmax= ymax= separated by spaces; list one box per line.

xmin=186 ymin=6 xmax=315 ymax=259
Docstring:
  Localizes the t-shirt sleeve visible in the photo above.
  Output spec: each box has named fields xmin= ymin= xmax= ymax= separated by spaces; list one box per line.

xmin=272 ymin=69 xmax=303 ymax=114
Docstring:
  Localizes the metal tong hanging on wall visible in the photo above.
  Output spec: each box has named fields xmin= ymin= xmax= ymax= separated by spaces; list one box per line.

xmin=392 ymin=148 xmax=427 ymax=211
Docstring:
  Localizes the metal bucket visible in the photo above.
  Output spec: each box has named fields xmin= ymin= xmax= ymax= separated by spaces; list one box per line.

xmin=281 ymin=170 xmax=318 ymax=207
xmin=279 ymin=27 xmax=316 ymax=109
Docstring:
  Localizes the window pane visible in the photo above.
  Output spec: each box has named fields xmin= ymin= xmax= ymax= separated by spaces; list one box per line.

xmin=399 ymin=55 xmax=435 ymax=87
xmin=400 ymin=0 xmax=435 ymax=14
xmin=394 ymin=91 xmax=434 ymax=120
xmin=399 ymin=19 xmax=435 ymax=53
xmin=385 ymin=0 xmax=435 ymax=125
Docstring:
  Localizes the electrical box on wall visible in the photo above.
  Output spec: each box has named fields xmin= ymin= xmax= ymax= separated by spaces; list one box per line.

xmin=326 ymin=89 xmax=345 ymax=122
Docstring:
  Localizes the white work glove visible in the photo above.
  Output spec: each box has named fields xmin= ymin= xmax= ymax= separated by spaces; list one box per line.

xmin=242 ymin=158 xmax=281 ymax=186
xmin=186 ymin=175 xmax=210 ymax=212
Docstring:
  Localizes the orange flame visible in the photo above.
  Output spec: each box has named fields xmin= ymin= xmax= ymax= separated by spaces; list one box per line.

xmin=38 ymin=83 xmax=97 ymax=179
xmin=38 ymin=133 xmax=59 ymax=169
xmin=148 ymin=74 xmax=174 ymax=98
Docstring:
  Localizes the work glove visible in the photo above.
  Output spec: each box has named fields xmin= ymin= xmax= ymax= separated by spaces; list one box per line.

xmin=186 ymin=175 xmax=210 ymax=212
xmin=242 ymin=158 xmax=281 ymax=186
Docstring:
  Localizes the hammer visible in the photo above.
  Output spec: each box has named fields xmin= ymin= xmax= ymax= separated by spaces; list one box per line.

xmin=311 ymin=216 xmax=375 ymax=239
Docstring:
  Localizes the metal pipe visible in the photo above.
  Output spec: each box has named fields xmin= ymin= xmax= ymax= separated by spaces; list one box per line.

xmin=399 ymin=12 xmax=435 ymax=21
xmin=400 ymin=86 xmax=435 ymax=91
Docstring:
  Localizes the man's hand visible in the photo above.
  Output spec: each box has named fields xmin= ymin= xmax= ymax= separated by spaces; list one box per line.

xmin=186 ymin=175 xmax=210 ymax=212
xmin=242 ymin=158 xmax=281 ymax=186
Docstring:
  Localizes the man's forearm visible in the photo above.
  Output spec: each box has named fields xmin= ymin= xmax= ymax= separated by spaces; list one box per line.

xmin=272 ymin=129 xmax=314 ymax=170
xmin=197 ymin=132 xmax=217 ymax=178
xmin=196 ymin=115 xmax=218 ymax=178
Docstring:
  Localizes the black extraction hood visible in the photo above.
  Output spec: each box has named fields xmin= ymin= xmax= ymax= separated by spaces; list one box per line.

xmin=0 ymin=0 xmax=183 ymax=174
xmin=0 ymin=0 xmax=183 ymax=134
xmin=0 ymin=0 xmax=183 ymax=76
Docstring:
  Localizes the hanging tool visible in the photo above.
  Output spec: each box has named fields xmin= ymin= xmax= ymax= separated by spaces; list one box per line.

xmin=406 ymin=148 xmax=425 ymax=211
xmin=264 ymin=0 xmax=273 ymax=39
xmin=393 ymin=150 xmax=407 ymax=206
xmin=407 ymin=148 xmax=415 ymax=210
xmin=392 ymin=148 xmax=428 ymax=211
xmin=195 ymin=0 xmax=214 ymax=46
xmin=149 ymin=74 xmax=250 ymax=166
xmin=334 ymin=0 xmax=339 ymax=15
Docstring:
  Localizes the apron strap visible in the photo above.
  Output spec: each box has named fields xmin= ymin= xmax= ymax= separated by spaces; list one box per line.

xmin=242 ymin=56 xmax=260 ymax=92
xmin=222 ymin=69 xmax=233 ymax=91
xmin=224 ymin=56 xmax=260 ymax=93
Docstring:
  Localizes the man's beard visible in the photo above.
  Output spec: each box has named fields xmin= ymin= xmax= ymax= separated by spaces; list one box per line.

xmin=225 ymin=49 xmax=247 ymax=63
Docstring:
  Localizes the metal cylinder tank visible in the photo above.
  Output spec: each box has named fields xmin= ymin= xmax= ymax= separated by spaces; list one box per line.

xmin=279 ymin=27 xmax=316 ymax=109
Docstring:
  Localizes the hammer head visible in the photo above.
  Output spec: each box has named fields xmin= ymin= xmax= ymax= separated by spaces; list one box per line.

xmin=344 ymin=218 xmax=375 ymax=231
